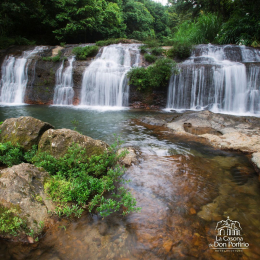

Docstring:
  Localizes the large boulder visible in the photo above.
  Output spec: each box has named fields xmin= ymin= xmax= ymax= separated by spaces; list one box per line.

xmin=0 ymin=116 xmax=54 ymax=150
xmin=0 ymin=163 xmax=55 ymax=241
xmin=38 ymin=128 xmax=108 ymax=158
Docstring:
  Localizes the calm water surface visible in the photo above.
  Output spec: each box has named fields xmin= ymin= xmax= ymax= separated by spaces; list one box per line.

xmin=0 ymin=105 xmax=260 ymax=260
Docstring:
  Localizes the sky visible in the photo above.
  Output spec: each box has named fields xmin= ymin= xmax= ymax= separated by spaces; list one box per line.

xmin=153 ymin=0 xmax=168 ymax=6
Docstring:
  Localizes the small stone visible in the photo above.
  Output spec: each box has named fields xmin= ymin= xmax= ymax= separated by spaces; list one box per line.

xmin=189 ymin=208 xmax=196 ymax=215
xmin=163 ymin=240 xmax=173 ymax=252
xmin=27 ymin=236 xmax=34 ymax=243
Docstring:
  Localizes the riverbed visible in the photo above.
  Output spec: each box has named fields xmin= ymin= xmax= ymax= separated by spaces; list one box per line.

xmin=0 ymin=105 xmax=260 ymax=260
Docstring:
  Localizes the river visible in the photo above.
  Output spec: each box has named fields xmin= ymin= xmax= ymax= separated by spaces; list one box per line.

xmin=0 ymin=105 xmax=260 ymax=259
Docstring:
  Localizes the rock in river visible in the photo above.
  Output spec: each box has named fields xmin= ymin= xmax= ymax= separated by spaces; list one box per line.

xmin=0 ymin=163 xmax=55 ymax=241
xmin=38 ymin=128 xmax=108 ymax=158
xmin=0 ymin=116 xmax=54 ymax=151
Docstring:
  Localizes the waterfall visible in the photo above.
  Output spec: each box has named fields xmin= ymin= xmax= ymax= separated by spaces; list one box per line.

xmin=0 ymin=46 xmax=46 ymax=104
xmin=167 ymin=44 xmax=260 ymax=115
xmin=247 ymin=65 xmax=260 ymax=113
xmin=53 ymin=57 xmax=75 ymax=105
xmin=80 ymin=44 xmax=140 ymax=107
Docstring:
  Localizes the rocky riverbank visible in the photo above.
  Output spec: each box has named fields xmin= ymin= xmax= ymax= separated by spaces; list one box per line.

xmin=0 ymin=116 xmax=136 ymax=243
xmin=137 ymin=110 xmax=260 ymax=175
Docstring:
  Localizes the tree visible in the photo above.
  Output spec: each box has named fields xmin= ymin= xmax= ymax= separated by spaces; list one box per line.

xmin=123 ymin=0 xmax=154 ymax=40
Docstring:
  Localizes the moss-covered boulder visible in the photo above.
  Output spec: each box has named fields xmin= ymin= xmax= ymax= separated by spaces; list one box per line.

xmin=0 ymin=163 xmax=55 ymax=242
xmin=38 ymin=128 xmax=108 ymax=158
xmin=0 ymin=116 xmax=54 ymax=151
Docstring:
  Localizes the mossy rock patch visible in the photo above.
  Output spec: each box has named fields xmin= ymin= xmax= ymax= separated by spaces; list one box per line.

xmin=38 ymin=128 xmax=108 ymax=158
xmin=0 ymin=116 xmax=54 ymax=151
xmin=0 ymin=163 xmax=55 ymax=241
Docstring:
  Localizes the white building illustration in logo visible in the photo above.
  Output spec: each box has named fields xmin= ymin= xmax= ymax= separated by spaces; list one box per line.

xmin=209 ymin=216 xmax=249 ymax=251
xmin=215 ymin=216 xmax=242 ymax=236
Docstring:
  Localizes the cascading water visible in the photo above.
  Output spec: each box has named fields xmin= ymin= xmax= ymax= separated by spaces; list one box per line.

xmin=80 ymin=44 xmax=140 ymax=107
xmin=53 ymin=57 xmax=75 ymax=105
xmin=167 ymin=44 xmax=260 ymax=115
xmin=0 ymin=46 xmax=46 ymax=104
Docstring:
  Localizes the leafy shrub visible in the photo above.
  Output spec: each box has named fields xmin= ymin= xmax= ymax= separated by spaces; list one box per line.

xmin=0 ymin=36 xmax=36 ymax=49
xmin=143 ymin=38 xmax=161 ymax=48
xmin=195 ymin=13 xmax=222 ymax=43
xmin=31 ymin=139 xmax=140 ymax=218
xmin=167 ymin=41 xmax=193 ymax=60
xmin=216 ymin=14 xmax=260 ymax=46
xmin=144 ymin=53 xmax=157 ymax=63
xmin=0 ymin=137 xmax=139 ymax=218
xmin=172 ymin=13 xmax=221 ymax=45
xmin=166 ymin=13 xmax=221 ymax=60
xmin=0 ymin=142 xmax=24 ymax=167
xmin=151 ymin=47 xmax=164 ymax=56
xmin=72 ymin=45 xmax=99 ymax=60
xmin=42 ymin=50 xmax=67 ymax=62
xmin=0 ymin=142 xmax=37 ymax=167
xmin=139 ymin=45 xmax=148 ymax=53
xmin=96 ymin=38 xmax=130 ymax=47
xmin=128 ymin=58 xmax=178 ymax=91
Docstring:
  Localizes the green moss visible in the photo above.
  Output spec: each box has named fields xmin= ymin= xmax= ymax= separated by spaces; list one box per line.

xmin=35 ymin=195 xmax=43 ymax=204
xmin=0 ymin=204 xmax=25 ymax=236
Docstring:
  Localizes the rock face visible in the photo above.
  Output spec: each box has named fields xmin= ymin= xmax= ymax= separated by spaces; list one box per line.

xmin=0 ymin=116 xmax=54 ymax=150
xmin=165 ymin=110 xmax=260 ymax=169
xmin=0 ymin=163 xmax=55 ymax=239
xmin=129 ymin=86 xmax=167 ymax=109
xmin=38 ymin=128 xmax=108 ymax=158
xmin=25 ymin=59 xmax=62 ymax=105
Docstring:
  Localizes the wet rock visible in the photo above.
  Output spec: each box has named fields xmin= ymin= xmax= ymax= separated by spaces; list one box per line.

xmin=165 ymin=110 xmax=260 ymax=170
xmin=25 ymin=59 xmax=61 ymax=105
xmin=38 ymin=128 xmax=108 ymax=158
xmin=0 ymin=163 xmax=55 ymax=240
xmin=140 ymin=117 xmax=166 ymax=126
xmin=27 ymin=237 xmax=35 ymax=244
xmin=0 ymin=116 xmax=54 ymax=150
xmin=129 ymin=86 xmax=168 ymax=109
xmin=189 ymin=208 xmax=196 ymax=215
xmin=117 ymin=147 xmax=139 ymax=166
xmin=252 ymin=152 xmax=260 ymax=172
xmin=98 ymin=222 xmax=108 ymax=236
xmin=183 ymin=123 xmax=222 ymax=136
xmin=92 ymin=237 xmax=101 ymax=246
xmin=52 ymin=46 xmax=64 ymax=57
xmin=163 ymin=240 xmax=173 ymax=252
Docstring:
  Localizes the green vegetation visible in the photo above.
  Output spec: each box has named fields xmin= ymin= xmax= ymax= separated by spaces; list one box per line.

xmin=72 ymin=45 xmax=99 ymax=60
xmin=140 ymin=42 xmax=164 ymax=64
xmin=0 ymin=0 xmax=170 ymax=49
xmin=42 ymin=51 xmax=67 ymax=62
xmin=167 ymin=0 xmax=259 ymax=48
xmin=0 ymin=206 xmax=25 ymax=236
xmin=0 ymin=142 xmax=24 ymax=167
xmin=96 ymin=38 xmax=131 ymax=47
xmin=32 ymin=140 xmax=139 ymax=217
xmin=0 ymin=142 xmax=37 ymax=167
xmin=0 ymin=0 xmax=257 ymax=49
xmin=151 ymin=47 xmax=164 ymax=56
xmin=0 ymin=139 xmax=140 ymax=218
xmin=166 ymin=41 xmax=193 ymax=60
xmin=144 ymin=54 xmax=157 ymax=63
xmin=139 ymin=45 xmax=148 ymax=54
xmin=128 ymin=58 xmax=178 ymax=91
